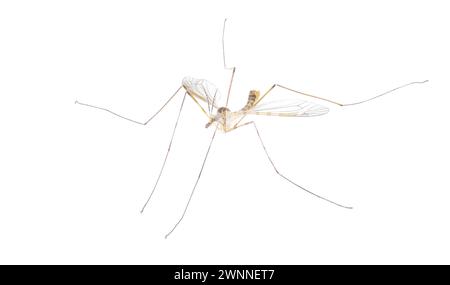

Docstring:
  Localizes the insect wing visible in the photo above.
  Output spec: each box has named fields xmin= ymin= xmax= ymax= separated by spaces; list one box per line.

xmin=248 ymin=98 xmax=329 ymax=117
xmin=182 ymin=77 xmax=222 ymax=115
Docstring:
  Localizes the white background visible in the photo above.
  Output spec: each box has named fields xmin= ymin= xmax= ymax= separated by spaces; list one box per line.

xmin=0 ymin=0 xmax=449 ymax=264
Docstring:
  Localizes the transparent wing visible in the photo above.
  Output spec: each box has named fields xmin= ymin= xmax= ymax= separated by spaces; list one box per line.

xmin=245 ymin=98 xmax=329 ymax=117
xmin=182 ymin=77 xmax=222 ymax=115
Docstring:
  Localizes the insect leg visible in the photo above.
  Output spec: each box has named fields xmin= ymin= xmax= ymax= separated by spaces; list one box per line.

xmin=257 ymin=80 xmax=428 ymax=107
xmin=222 ymin=18 xmax=235 ymax=71
xmin=75 ymin=86 xmax=182 ymax=125
xmin=165 ymin=125 xmax=218 ymax=239
xmin=230 ymin=121 xmax=254 ymax=131
xmin=222 ymin=18 xmax=236 ymax=128
xmin=225 ymin=67 xmax=236 ymax=108
xmin=222 ymin=66 xmax=236 ymax=129
xmin=233 ymin=80 xmax=428 ymax=128
xmin=236 ymin=121 xmax=353 ymax=209
xmin=140 ymin=93 xmax=187 ymax=213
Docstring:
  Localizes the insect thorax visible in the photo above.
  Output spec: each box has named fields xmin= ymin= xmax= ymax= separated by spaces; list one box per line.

xmin=217 ymin=107 xmax=230 ymax=114
xmin=205 ymin=106 xmax=232 ymax=129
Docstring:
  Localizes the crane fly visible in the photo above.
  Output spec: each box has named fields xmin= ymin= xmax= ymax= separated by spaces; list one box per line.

xmin=75 ymin=19 xmax=428 ymax=238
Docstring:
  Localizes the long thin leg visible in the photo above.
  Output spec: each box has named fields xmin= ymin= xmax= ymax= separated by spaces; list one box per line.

xmin=75 ymin=86 xmax=182 ymax=125
xmin=225 ymin=67 xmax=236 ymax=108
xmin=234 ymin=121 xmax=352 ymax=209
xmin=234 ymin=80 xmax=428 ymax=127
xmin=222 ymin=18 xmax=236 ymax=128
xmin=222 ymin=18 xmax=235 ymax=71
xmin=258 ymin=80 xmax=429 ymax=107
xmin=165 ymin=125 xmax=219 ymax=239
xmin=140 ymin=93 xmax=187 ymax=213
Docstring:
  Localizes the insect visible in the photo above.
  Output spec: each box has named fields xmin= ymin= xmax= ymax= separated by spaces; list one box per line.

xmin=76 ymin=19 xmax=428 ymax=238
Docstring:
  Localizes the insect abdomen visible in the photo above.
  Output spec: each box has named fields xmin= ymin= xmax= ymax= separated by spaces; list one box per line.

xmin=241 ymin=90 xmax=260 ymax=111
